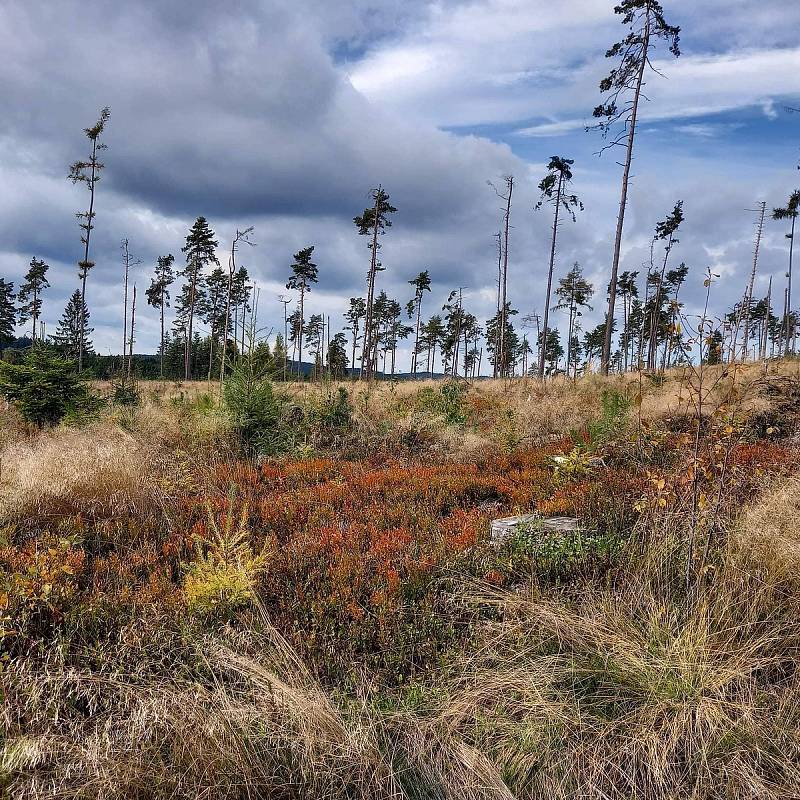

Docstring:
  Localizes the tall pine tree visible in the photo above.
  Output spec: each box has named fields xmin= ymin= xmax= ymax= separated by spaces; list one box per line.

xmin=53 ymin=290 xmax=93 ymax=360
xmin=0 ymin=279 xmax=16 ymax=348
xmin=592 ymin=1 xmax=680 ymax=373
xmin=145 ymin=254 xmax=175 ymax=378
xmin=68 ymin=107 xmax=110 ymax=371
xmin=354 ymin=186 xmax=396 ymax=379
xmin=17 ymin=257 xmax=50 ymax=343
xmin=180 ymin=217 xmax=218 ymax=380
xmin=286 ymin=246 xmax=318 ymax=375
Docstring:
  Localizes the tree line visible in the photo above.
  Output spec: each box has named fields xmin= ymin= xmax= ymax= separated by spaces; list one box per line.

xmin=0 ymin=0 xmax=797 ymax=379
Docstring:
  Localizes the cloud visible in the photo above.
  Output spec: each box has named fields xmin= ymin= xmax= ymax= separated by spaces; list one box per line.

xmin=0 ymin=0 xmax=797 ymax=370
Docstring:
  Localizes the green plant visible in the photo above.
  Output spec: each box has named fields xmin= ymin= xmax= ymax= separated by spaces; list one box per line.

xmin=0 ymin=347 xmax=99 ymax=427
xmin=415 ymin=380 xmax=469 ymax=425
xmin=584 ymin=389 xmax=631 ymax=448
xmin=183 ymin=491 xmax=270 ymax=617
xmin=224 ymin=359 xmax=292 ymax=456
xmin=110 ymin=377 xmax=141 ymax=407
xmin=508 ymin=519 xmax=620 ymax=580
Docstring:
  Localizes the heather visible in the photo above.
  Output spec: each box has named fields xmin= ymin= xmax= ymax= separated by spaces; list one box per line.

xmin=2 ymin=363 xmax=800 ymax=798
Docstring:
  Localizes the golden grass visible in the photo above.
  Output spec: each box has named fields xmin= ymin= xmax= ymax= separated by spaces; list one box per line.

xmin=433 ymin=507 xmax=800 ymax=799
xmin=3 ymin=361 xmax=800 ymax=798
xmin=0 ymin=422 xmax=159 ymax=524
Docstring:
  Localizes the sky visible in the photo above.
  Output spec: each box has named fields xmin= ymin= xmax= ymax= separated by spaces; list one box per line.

xmin=1 ymin=0 xmax=798 ymax=370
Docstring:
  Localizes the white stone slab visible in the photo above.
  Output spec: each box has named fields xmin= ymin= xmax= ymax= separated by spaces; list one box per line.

xmin=490 ymin=514 xmax=583 ymax=545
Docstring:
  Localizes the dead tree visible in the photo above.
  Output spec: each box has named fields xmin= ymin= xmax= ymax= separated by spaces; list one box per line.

xmin=591 ymin=1 xmax=680 ymax=373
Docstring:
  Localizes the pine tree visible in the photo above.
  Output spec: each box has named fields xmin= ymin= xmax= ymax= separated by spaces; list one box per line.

xmin=486 ymin=303 xmax=519 ymax=377
xmin=304 ymin=313 xmax=325 ymax=378
xmin=0 ymin=279 xmax=16 ymax=348
xmin=344 ymin=297 xmax=366 ymax=380
xmin=354 ymin=186 xmax=396 ymax=379
xmin=17 ymin=257 xmax=50 ymax=343
xmin=537 ymin=327 xmax=563 ymax=376
xmin=617 ymin=270 xmax=639 ymax=370
xmin=773 ymin=190 xmax=799 ymax=353
xmin=420 ymin=315 xmax=446 ymax=375
xmin=535 ymin=157 xmax=583 ymax=378
xmin=146 ymin=254 xmax=175 ymax=378
xmin=53 ymin=290 xmax=93 ymax=360
xmin=68 ymin=107 xmax=110 ymax=371
xmin=203 ymin=266 xmax=229 ymax=380
xmin=287 ymin=308 xmax=303 ymax=371
xmin=442 ymin=289 xmax=466 ymax=377
xmin=592 ymin=0 xmax=680 ymax=373
xmin=286 ymin=246 xmax=318 ymax=375
xmin=554 ymin=263 xmax=594 ymax=378
xmin=647 ymin=201 xmax=684 ymax=370
xmin=663 ymin=262 xmax=688 ymax=368
xmin=180 ymin=216 xmax=219 ymax=379
xmin=326 ymin=332 xmax=349 ymax=378
xmin=406 ymin=270 xmax=432 ymax=376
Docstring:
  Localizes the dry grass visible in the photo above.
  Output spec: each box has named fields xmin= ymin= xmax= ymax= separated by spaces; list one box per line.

xmin=3 ymin=363 xmax=800 ymax=798
xmin=433 ymin=503 xmax=800 ymax=799
xmin=0 ymin=422 xmax=159 ymax=524
xmin=736 ymin=473 xmax=800 ymax=589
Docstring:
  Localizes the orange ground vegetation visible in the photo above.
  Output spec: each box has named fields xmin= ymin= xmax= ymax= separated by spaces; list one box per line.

xmin=3 ymin=426 xmax=796 ymax=680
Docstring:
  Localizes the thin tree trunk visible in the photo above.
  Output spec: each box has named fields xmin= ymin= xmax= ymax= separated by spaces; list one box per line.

xmin=361 ymin=188 xmax=382 ymax=380
xmin=500 ymin=180 xmax=513 ymax=378
xmin=742 ymin=202 xmax=766 ymax=361
xmin=786 ymin=215 xmax=796 ymax=354
xmin=159 ymin=284 xmax=165 ymax=378
xmin=601 ymin=16 xmax=651 ymax=374
xmin=494 ymin=232 xmax=502 ymax=378
xmin=412 ymin=294 xmax=422 ymax=377
xmin=185 ymin=269 xmax=197 ymax=381
xmin=539 ymin=171 xmax=564 ymax=379
xmin=127 ymin=285 xmax=136 ymax=379
xmin=298 ymin=288 xmax=305 ymax=378
xmin=219 ymin=242 xmax=235 ymax=392
xmin=78 ymin=138 xmax=98 ymax=372
xmin=122 ymin=240 xmax=130 ymax=375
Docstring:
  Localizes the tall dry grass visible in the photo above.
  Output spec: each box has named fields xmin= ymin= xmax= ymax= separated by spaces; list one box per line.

xmin=0 ymin=423 xmax=158 ymax=524
xmin=433 ymin=484 xmax=800 ymax=800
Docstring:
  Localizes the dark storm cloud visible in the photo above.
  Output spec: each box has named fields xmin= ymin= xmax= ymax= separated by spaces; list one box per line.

xmin=0 ymin=0 xmax=797 ymax=366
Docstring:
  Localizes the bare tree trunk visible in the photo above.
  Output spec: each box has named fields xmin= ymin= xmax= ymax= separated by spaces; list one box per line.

xmin=494 ymin=232 xmax=502 ymax=378
xmin=785 ymin=215 xmax=796 ymax=354
xmin=122 ymin=239 xmax=130 ymax=375
xmin=298 ymin=287 xmax=305 ymax=379
xmin=412 ymin=295 xmax=422 ymax=377
xmin=185 ymin=270 xmax=196 ymax=381
xmin=78 ymin=138 xmax=99 ymax=373
xmin=350 ymin=320 xmax=358 ymax=381
xmin=159 ymin=284 xmax=165 ymax=379
xmin=601 ymin=17 xmax=651 ymax=374
xmin=539 ymin=171 xmax=564 ymax=379
xmin=127 ymin=285 xmax=136 ymax=380
xmin=499 ymin=178 xmax=513 ymax=378
xmin=361 ymin=188 xmax=382 ymax=380
xmin=31 ymin=286 xmax=39 ymax=344
xmin=219 ymin=242 xmax=235 ymax=393
xmin=742 ymin=202 xmax=766 ymax=362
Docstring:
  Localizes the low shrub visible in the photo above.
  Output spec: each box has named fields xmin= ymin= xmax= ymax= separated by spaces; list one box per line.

xmin=414 ymin=380 xmax=470 ymax=425
xmin=0 ymin=347 xmax=101 ymax=428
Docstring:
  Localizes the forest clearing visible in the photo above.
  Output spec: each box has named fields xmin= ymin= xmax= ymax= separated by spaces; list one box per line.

xmin=2 ymin=0 xmax=800 ymax=797
xmin=3 ymin=359 xmax=800 ymax=798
